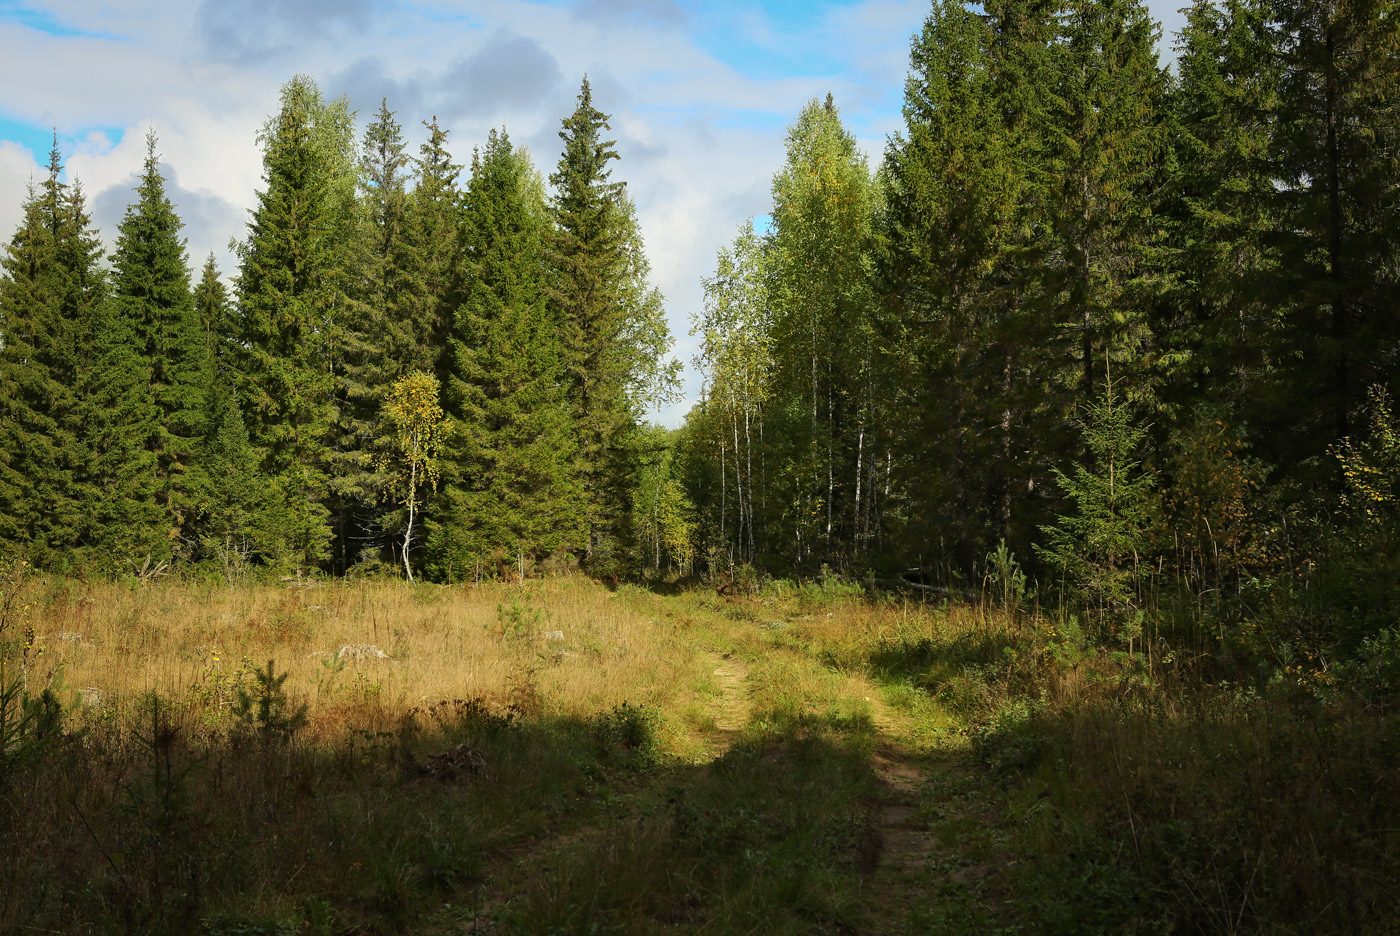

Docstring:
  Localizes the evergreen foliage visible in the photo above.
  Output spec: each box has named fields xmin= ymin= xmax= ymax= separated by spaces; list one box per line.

xmin=1036 ymin=379 xmax=1159 ymax=625
xmin=1263 ymin=0 xmax=1400 ymax=464
xmin=406 ymin=116 xmax=463 ymax=385
xmin=0 ymin=145 xmax=161 ymax=569
xmin=232 ymin=75 xmax=354 ymax=570
xmin=879 ymin=0 xmax=1050 ymax=570
xmin=1164 ymin=0 xmax=1278 ymax=420
xmin=431 ymin=130 xmax=583 ymax=580
xmin=196 ymin=392 xmax=281 ymax=580
xmin=548 ymin=77 xmax=675 ymax=573
xmin=331 ymin=100 xmax=415 ymax=569
xmin=194 ymin=253 xmax=235 ymax=372
xmin=0 ymin=9 xmax=1396 ymax=677
xmin=0 ymin=153 xmax=84 ymax=563
xmin=110 ymin=130 xmax=211 ymax=552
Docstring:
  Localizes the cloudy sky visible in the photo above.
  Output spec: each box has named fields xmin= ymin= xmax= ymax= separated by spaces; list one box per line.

xmin=0 ymin=0 xmax=1187 ymax=426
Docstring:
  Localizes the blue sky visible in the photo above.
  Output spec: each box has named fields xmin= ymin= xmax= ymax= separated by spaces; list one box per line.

xmin=0 ymin=0 xmax=1188 ymax=425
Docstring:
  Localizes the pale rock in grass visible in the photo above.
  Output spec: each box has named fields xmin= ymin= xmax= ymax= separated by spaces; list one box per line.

xmin=337 ymin=644 xmax=390 ymax=661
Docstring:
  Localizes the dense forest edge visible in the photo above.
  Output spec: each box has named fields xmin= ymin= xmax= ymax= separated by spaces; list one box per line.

xmin=1 ymin=0 xmax=1399 ymax=930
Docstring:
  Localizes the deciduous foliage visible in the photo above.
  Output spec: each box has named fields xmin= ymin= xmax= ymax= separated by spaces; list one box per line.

xmin=376 ymin=372 xmax=446 ymax=582
xmin=632 ymin=426 xmax=696 ymax=575
xmin=693 ymin=220 xmax=773 ymax=566
xmin=766 ymin=96 xmax=880 ymax=570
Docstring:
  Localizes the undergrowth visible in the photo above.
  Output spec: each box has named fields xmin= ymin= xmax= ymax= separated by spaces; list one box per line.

xmin=1 ymin=572 xmax=1396 ymax=934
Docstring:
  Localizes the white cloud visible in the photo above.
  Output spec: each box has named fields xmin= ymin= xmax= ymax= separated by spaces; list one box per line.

xmin=0 ymin=0 xmax=936 ymax=426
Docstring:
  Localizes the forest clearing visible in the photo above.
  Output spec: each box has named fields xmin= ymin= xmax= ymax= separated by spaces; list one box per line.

xmin=1 ymin=569 xmax=1394 ymax=934
xmin=4 ymin=0 xmax=1400 ymax=930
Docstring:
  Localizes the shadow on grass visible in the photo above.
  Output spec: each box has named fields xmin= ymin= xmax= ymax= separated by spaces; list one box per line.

xmin=963 ymin=687 xmax=1400 ymax=936
xmin=865 ymin=626 xmax=1040 ymax=716
xmin=1 ymin=695 xmax=887 ymax=936
xmin=496 ymin=706 xmax=883 ymax=936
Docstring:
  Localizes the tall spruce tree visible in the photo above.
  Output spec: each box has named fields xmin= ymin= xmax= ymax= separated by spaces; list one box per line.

xmin=405 ymin=116 xmax=463 ymax=385
xmin=350 ymin=99 xmax=413 ymax=386
xmin=110 ymin=130 xmax=211 ymax=551
xmin=331 ymin=100 xmax=415 ymax=570
xmin=189 ymin=253 xmax=265 ymax=568
xmin=1044 ymin=0 xmax=1170 ymax=405
xmin=1164 ymin=0 xmax=1279 ymax=421
xmin=0 ymin=144 xmax=161 ymax=569
xmin=549 ymin=77 xmax=668 ymax=571
xmin=1264 ymin=0 xmax=1400 ymax=468
xmin=431 ymin=130 xmax=583 ymax=580
xmin=0 ymin=149 xmax=84 ymax=563
xmin=881 ymin=0 xmax=1052 ymax=569
xmin=233 ymin=75 xmax=354 ymax=570
xmin=72 ymin=170 xmax=165 ymax=566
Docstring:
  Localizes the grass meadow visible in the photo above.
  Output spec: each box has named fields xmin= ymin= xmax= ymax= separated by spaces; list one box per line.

xmin=1 ymin=569 xmax=1396 ymax=934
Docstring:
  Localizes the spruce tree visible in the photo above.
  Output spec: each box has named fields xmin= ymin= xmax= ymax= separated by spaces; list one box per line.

xmin=110 ymin=130 xmax=211 ymax=550
xmin=330 ymin=100 xmax=415 ymax=570
xmin=194 ymin=253 xmax=235 ymax=375
xmin=431 ymin=130 xmax=583 ymax=580
xmin=1043 ymin=0 xmax=1170 ymax=404
xmin=1264 ymin=0 xmax=1400 ymax=466
xmin=232 ymin=75 xmax=353 ymax=569
xmin=1036 ymin=377 xmax=1159 ymax=630
xmin=1163 ymin=0 xmax=1278 ymax=421
xmin=0 ymin=151 xmax=83 ymax=563
xmin=71 ymin=196 xmax=165 ymax=568
xmin=881 ymin=0 xmax=1051 ymax=569
xmin=198 ymin=392 xmax=282 ymax=580
xmin=549 ymin=77 xmax=674 ymax=572
xmin=350 ymin=98 xmax=413 ymax=388
xmin=405 ymin=116 xmax=463 ymax=384
xmin=0 ymin=145 xmax=161 ymax=568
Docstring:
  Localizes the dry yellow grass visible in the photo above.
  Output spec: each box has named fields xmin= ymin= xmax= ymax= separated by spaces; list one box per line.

xmin=19 ymin=574 xmax=709 ymax=743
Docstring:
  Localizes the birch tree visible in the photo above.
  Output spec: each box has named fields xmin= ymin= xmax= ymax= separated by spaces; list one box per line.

xmin=767 ymin=96 xmax=879 ymax=570
xmin=377 ymin=372 xmax=445 ymax=582
xmin=696 ymin=220 xmax=773 ymax=564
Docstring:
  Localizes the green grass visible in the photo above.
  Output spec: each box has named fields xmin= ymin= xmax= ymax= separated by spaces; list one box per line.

xmin=3 ymin=579 xmax=1398 ymax=934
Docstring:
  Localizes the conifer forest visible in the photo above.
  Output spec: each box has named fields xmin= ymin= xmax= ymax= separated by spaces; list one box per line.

xmin=2 ymin=0 xmax=1399 ymax=932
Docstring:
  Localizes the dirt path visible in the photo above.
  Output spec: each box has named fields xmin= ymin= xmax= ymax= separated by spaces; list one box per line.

xmin=434 ymin=596 xmax=1008 ymax=934
xmin=857 ymin=688 xmax=941 ymax=934
xmin=705 ymin=650 xmax=750 ymax=746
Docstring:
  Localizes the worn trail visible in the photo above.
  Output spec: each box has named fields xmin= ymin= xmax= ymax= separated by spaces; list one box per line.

xmin=704 ymin=649 xmax=750 ymax=753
